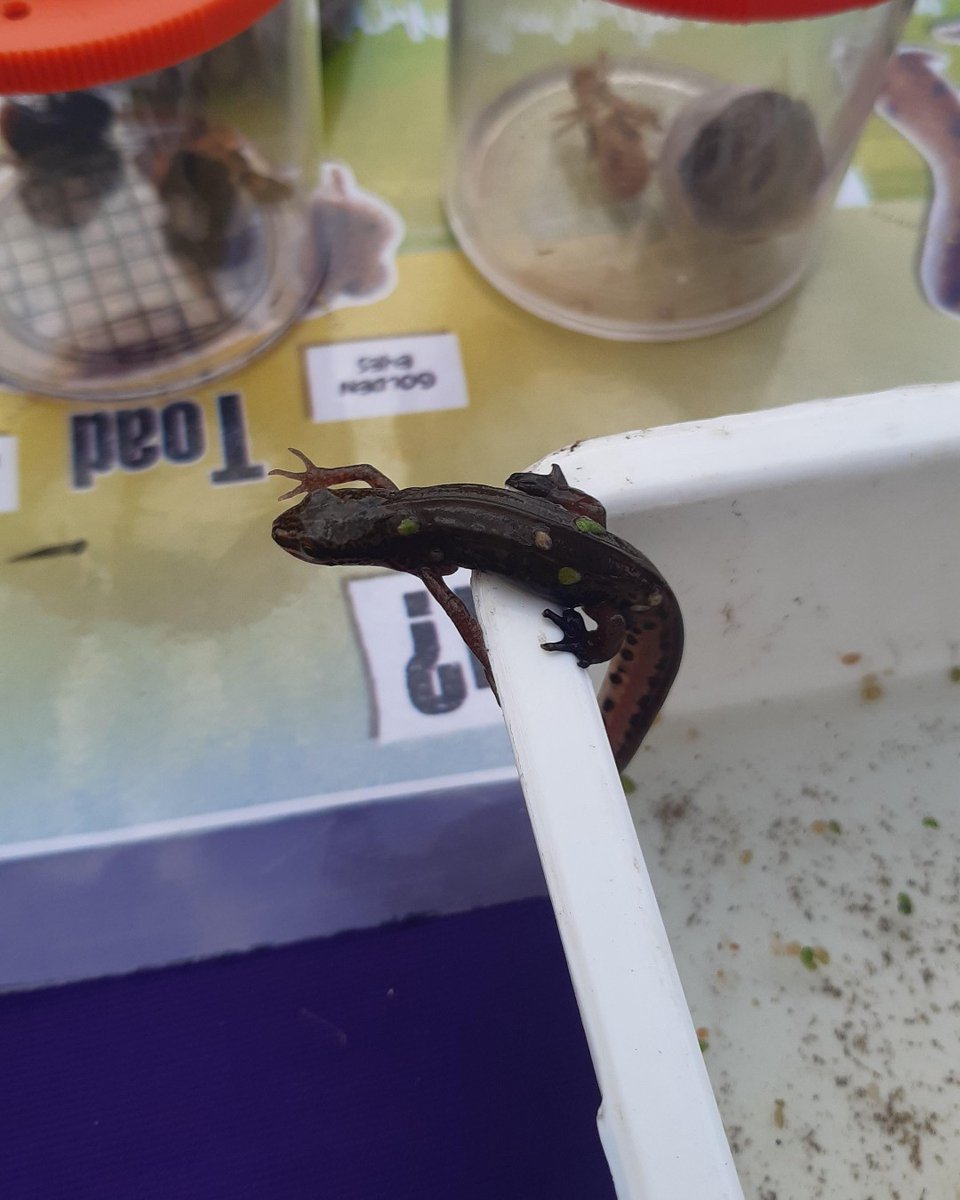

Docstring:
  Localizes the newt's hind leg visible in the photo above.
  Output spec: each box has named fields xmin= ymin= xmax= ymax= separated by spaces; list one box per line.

xmin=419 ymin=569 xmax=498 ymax=700
xmin=541 ymin=601 xmax=626 ymax=668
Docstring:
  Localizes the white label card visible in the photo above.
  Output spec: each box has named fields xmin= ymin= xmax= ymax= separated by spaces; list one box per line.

xmin=304 ymin=332 xmax=469 ymax=425
xmin=0 ymin=437 xmax=18 ymax=512
xmin=347 ymin=568 xmax=502 ymax=744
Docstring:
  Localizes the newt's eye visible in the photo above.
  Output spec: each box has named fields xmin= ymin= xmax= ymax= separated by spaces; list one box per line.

xmin=272 ymin=521 xmax=308 ymax=558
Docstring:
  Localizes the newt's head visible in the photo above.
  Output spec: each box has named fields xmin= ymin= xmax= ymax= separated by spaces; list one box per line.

xmin=271 ymin=498 xmax=314 ymax=561
xmin=272 ymin=488 xmax=395 ymax=567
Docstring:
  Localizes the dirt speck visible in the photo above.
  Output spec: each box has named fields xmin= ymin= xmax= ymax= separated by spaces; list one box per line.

xmin=860 ymin=673 xmax=885 ymax=703
xmin=655 ymin=794 xmax=691 ymax=827
xmin=721 ymin=602 xmax=739 ymax=631
xmin=870 ymin=1087 xmax=937 ymax=1171
xmin=840 ymin=651 xmax=862 ymax=666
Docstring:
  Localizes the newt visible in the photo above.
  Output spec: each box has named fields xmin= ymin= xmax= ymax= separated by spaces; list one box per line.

xmin=270 ymin=449 xmax=684 ymax=769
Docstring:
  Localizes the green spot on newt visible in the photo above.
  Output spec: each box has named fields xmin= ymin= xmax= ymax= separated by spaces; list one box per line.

xmin=897 ymin=891 xmax=913 ymax=915
xmin=922 ymin=816 xmax=940 ymax=829
xmin=799 ymin=946 xmax=818 ymax=971
xmin=574 ymin=516 xmax=605 ymax=535
xmin=557 ymin=566 xmax=582 ymax=585
xmin=397 ymin=518 xmax=420 ymax=536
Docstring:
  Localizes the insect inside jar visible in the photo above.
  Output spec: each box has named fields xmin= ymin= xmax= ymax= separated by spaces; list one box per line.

xmin=554 ymin=52 xmax=662 ymax=202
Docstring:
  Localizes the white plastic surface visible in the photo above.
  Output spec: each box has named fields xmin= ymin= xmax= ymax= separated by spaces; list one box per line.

xmin=476 ymin=574 xmax=744 ymax=1200
xmin=473 ymin=383 xmax=960 ymax=1200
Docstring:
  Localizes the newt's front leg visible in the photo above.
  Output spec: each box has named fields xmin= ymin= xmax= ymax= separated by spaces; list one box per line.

xmin=418 ymin=569 xmax=498 ymax=699
xmin=269 ymin=447 xmax=399 ymax=499
xmin=506 ymin=463 xmax=608 ymax=527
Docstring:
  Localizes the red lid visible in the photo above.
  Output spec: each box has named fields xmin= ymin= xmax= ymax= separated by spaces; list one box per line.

xmin=607 ymin=0 xmax=890 ymax=18
xmin=0 ymin=0 xmax=284 ymax=94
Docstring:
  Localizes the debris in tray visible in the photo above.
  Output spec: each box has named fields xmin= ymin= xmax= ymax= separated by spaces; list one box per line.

xmin=868 ymin=1085 xmax=938 ymax=1172
xmin=632 ymin=673 xmax=959 ymax=1194
xmin=860 ymin=672 xmax=885 ymax=702
xmin=771 ymin=937 xmax=830 ymax=968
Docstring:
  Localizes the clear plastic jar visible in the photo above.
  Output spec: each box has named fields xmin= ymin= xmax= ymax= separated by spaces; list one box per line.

xmin=0 ymin=0 xmax=322 ymax=399
xmin=446 ymin=0 xmax=912 ymax=340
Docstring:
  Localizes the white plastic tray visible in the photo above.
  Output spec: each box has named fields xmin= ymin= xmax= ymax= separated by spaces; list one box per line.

xmin=474 ymin=384 xmax=960 ymax=1200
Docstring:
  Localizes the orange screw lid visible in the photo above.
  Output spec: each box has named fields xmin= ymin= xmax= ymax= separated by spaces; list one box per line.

xmin=0 ymin=0 xmax=285 ymax=94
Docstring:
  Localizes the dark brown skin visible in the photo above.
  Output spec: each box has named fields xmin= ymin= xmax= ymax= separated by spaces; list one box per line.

xmin=270 ymin=449 xmax=684 ymax=770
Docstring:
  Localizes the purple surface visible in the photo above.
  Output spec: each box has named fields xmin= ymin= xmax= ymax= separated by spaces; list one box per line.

xmin=0 ymin=779 xmax=545 ymax=989
xmin=0 ymin=897 xmax=616 ymax=1200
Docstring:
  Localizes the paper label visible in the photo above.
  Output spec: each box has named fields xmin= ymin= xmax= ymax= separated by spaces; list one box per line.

xmin=347 ymin=568 xmax=501 ymax=744
xmin=304 ymin=332 xmax=468 ymax=425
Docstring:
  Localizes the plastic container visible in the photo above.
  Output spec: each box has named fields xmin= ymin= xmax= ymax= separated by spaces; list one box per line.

xmin=0 ymin=0 xmax=322 ymax=400
xmin=445 ymin=0 xmax=912 ymax=341
xmin=472 ymin=383 xmax=960 ymax=1198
